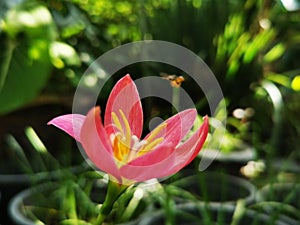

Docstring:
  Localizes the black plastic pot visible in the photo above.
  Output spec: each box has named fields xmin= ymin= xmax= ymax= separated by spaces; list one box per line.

xmin=8 ymin=181 xmax=105 ymax=225
xmin=198 ymin=146 xmax=256 ymax=176
xmin=0 ymin=163 xmax=87 ymax=224
xmin=0 ymin=103 xmax=85 ymax=224
xmin=199 ymin=145 xmax=256 ymax=163
xmin=137 ymin=202 xmax=289 ymax=225
xmin=254 ymin=183 xmax=300 ymax=224
xmin=167 ymin=171 xmax=256 ymax=205
xmin=9 ymin=181 xmax=148 ymax=225
xmin=257 ymin=183 xmax=300 ymax=208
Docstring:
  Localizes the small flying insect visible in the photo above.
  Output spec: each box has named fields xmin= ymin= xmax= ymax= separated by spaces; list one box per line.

xmin=160 ymin=73 xmax=185 ymax=87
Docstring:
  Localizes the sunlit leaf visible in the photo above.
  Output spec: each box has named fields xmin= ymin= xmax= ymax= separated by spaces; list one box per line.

xmin=291 ymin=75 xmax=300 ymax=91
xmin=2 ymin=1 xmax=55 ymax=40
xmin=50 ymin=42 xmax=81 ymax=69
xmin=226 ymin=60 xmax=239 ymax=79
xmin=266 ymin=73 xmax=291 ymax=87
xmin=60 ymin=219 xmax=92 ymax=225
xmin=264 ymin=43 xmax=286 ymax=63
xmin=243 ymin=29 xmax=276 ymax=63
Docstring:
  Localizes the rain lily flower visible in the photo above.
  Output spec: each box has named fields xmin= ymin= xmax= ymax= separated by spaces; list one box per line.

xmin=48 ymin=74 xmax=208 ymax=224
xmin=48 ymin=74 xmax=209 ymax=185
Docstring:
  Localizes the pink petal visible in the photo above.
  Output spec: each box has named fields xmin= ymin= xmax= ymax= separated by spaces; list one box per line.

xmin=165 ymin=115 xmax=209 ymax=174
xmin=120 ymin=145 xmax=176 ymax=182
xmin=128 ymin=109 xmax=197 ymax=167
xmin=104 ymin=74 xmax=143 ymax=138
xmin=105 ymin=124 xmax=120 ymax=139
xmin=120 ymin=116 xmax=209 ymax=182
xmin=127 ymin=143 xmax=175 ymax=166
xmin=80 ymin=107 xmax=121 ymax=181
xmin=47 ymin=114 xmax=85 ymax=142
xmin=144 ymin=109 xmax=197 ymax=148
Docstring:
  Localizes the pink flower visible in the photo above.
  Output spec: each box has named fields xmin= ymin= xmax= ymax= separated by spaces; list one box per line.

xmin=48 ymin=74 xmax=209 ymax=184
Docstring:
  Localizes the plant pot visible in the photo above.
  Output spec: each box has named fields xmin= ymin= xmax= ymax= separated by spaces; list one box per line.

xmin=199 ymin=145 xmax=256 ymax=163
xmin=250 ymin=201 xmax=299 ymax=225
xmin=8 ymin=181 xmax=106 ymax=225
xmin=137 ymin=202 xmax=289 ymax=225
xmin=256 ymin=183 xmax=300 ymax=209
xmin=254 ymin=182 xmax=300 ymax=224
xmin=167 ymin=171 xmax=256 ymax=205
xmin=198 ymin=146 xmax=256 ymax=176
xmin=9 ymin=181 xmax=149 ymax=225
xmin=0 ymin=103 xmax=85 ymax=224
xmin=0 ymin=162 xmax=88 ymax=224
xmin=271 ymin=159 xmax=300 ymax=174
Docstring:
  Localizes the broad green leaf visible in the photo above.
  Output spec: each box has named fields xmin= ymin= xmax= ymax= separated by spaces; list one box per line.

xmin=0 ymin=37 xmax=15 ymax=92
xmin=0 ymin=38 xmax=52 ymax=114
xmin=0 ymin=1 xmax=55 ymax=114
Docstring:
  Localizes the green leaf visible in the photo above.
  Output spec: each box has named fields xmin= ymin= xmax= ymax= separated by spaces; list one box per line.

xmin=60 ymin=219 xmax=92 ymax=225
xmin=266 ymin=73 xmax=291 ymax=88
xmin=2 ymin=1 xmax=56 ymax=40
xmin=263 ymin=43 xmax=285 ymax=63
xmin=0 ymin=1 xmax=56 ymax=114
xmin=291 ymin=75 xmax=300 ymax=91
xmin=243 ymin=29 xmax=276 ymax=63
xmin=0 ymin=38 xmax=51 ymax=114
xmin=50 ymin=42 xmax=81 ymax=69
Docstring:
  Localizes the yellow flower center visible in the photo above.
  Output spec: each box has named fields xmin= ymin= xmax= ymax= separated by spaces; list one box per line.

xmin=111 ymin=110 xmax=166 ymax=164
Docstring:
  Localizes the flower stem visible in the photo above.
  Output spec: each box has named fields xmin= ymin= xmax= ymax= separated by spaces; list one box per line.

xmin=172 ymin=87 xmax=180 ymax=114
xmin=95 ymin=180 xmax=128 ymax=225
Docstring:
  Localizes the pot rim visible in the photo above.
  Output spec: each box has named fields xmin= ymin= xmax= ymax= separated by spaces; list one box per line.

xmin=8 ymin=183 xmax=58 ymax=225
xmin=8 ymin=179 xmax=111 ymax=225
xmin=169 ymin=171 xmax=257 ymax=205
xmin=0 ymin=162 xmax=88 ymax=185
xmin=138 ymin=202 xmax=290 ymax=225
xmin=199 ymin=145 xmax=256 ymax=162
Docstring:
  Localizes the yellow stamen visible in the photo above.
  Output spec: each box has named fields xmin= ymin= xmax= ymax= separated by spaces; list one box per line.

xmin=138 ymin=137 xmax=164 ymax=156
xmin=112 ymin=134 xmax=122 ymax=161
xmin=111 ymin=110 xmax=133 ymax=163
xmin=111 ymin=112 xmax=124 ymax=134
xmin=146 ymin=122 xmax=167 ymax=143
xmin=119 ymin=110 xmax=131 ymax=146
xmin=113 ymin=134 xmax=130 ymax=162
xmin=111 ymin=110 xmax=166 ymax=163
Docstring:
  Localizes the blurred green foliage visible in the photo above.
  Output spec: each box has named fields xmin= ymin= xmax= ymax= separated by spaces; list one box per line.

xmin=0 ymin=1 xmax=54 ymax=113
xmin=0 ymin=0 xmax=299 ymax=157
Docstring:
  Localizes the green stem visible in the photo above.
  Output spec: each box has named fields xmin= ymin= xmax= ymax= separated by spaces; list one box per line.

xmin=172 ymin=87 xmax=180 ymax=114
xmin=165 ymin=188 xmax=175 ymax=225
xmin=95 ymin=180 xmax=128 ymax=225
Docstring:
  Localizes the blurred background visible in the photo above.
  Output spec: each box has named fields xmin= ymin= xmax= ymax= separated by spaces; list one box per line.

xmin=1 ymin=0 xmax=299 ymax=163
xmin=0 ymin=0 xmax=300 ymax=224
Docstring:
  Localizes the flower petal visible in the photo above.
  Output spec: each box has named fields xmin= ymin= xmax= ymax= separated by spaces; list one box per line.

xmin=120 ymin=144 xmax=176 ymax=182
xmin=81 ymin=107 xmax=121 ymax=181
xmin=127 ymin=143 xmax=175 ymax=166
xmin=120 ymin=116 xmax=209 ymax=182
xmin=127 ymin=110 xmax=198 ymax=167
xmin=144 ymin=109 xmax=197 ymax=148
xmin=47 ymin=114 xmax=85 ymax=142
xmin=165 ymin=115 xmax=209 ymax=174
xmin=104 ymin=74 xmax=143 ymax=138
